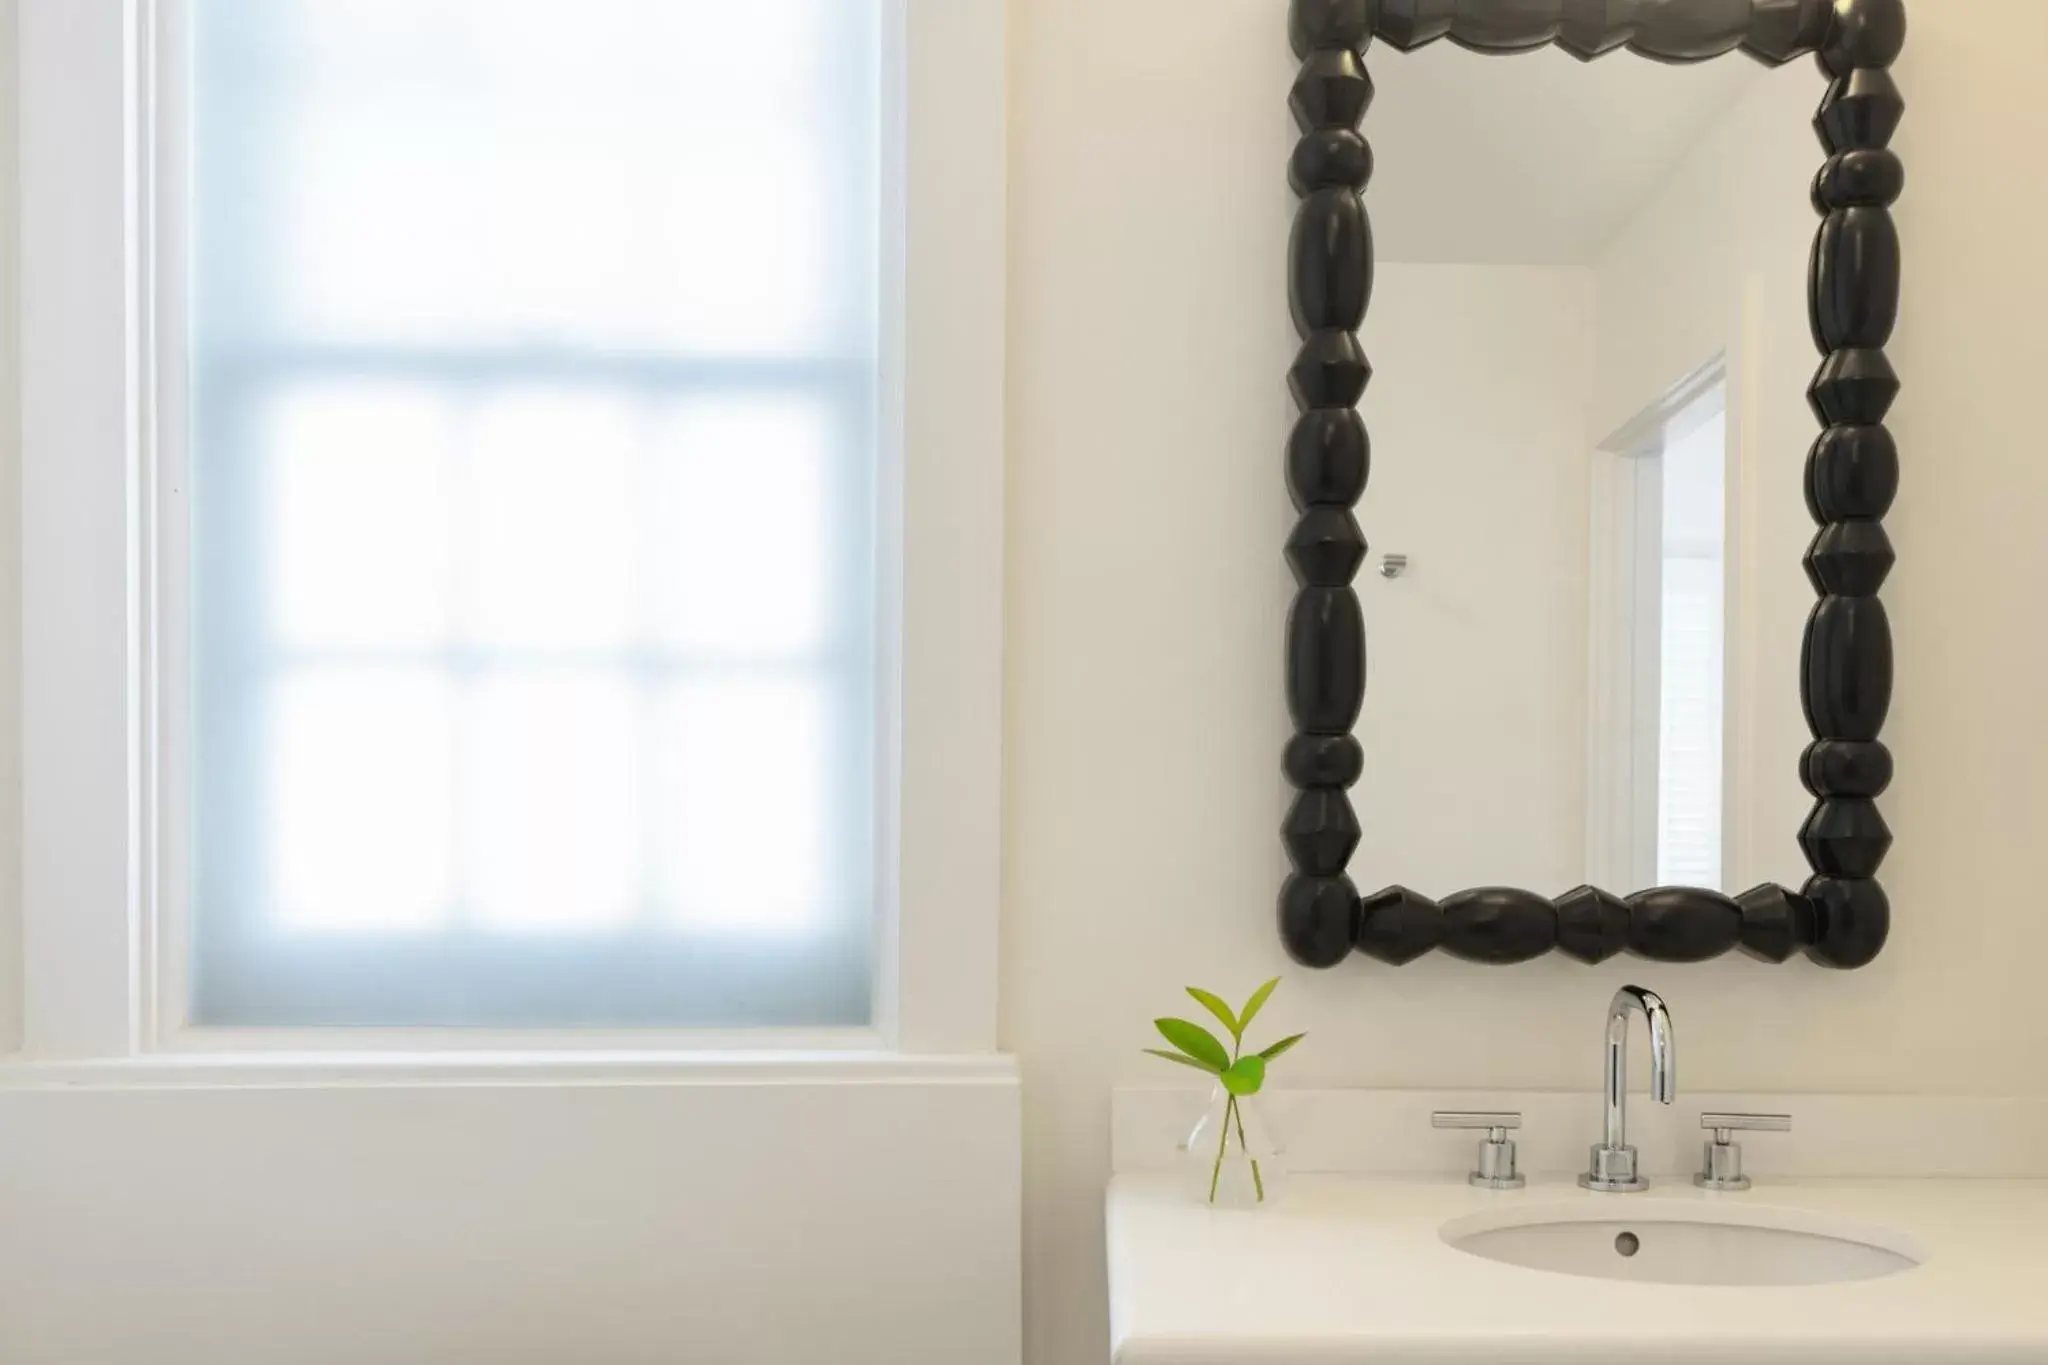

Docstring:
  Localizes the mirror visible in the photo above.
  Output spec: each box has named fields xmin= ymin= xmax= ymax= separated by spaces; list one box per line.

xmin=1281 ymin=1 xmax=1906 ymax=970
xmin=1354 ymin=46 xmax=1815 ymax=900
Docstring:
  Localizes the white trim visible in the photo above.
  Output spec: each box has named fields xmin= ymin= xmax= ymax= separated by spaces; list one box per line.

xmin=1582 ymin=429 xmax=1632 ymax=887
xmin=18 ymin=0 xmax=143 ymax=1059
xmin=1722 ymin=280 xmax=1768 ymax=892
xmin=875 ymin=0 xmax=1007 ymax=1054
xmin=141 ymin=0 xmax=181 ymax=1048
xmin=0 ymin=0 xmax=24 ymax=1055
xmin=13 ymin=0 xmax=1009 ymax=1063
xmin=0 ymin=1046 xmax=1017 ymax=1091
xmin=1625 ymin=451 xmax=1662 ymax=885
xmin=153 ymin=1023 xmax=883 ymax=1057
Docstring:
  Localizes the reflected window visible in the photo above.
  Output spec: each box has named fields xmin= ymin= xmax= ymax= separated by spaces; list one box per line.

xmin=1654 ymin=392 xmax=1727 ymax=887
xmin=1595 ymin=375 xmax=1728 ymax=892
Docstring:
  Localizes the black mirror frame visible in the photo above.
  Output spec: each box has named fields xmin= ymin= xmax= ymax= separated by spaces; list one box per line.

xmin=1279 ymin=0 xmax=1904 ymax=971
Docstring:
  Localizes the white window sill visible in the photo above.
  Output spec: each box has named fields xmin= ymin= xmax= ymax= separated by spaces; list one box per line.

xmin=0 ymin=1047 xmax=1018 ymax=1091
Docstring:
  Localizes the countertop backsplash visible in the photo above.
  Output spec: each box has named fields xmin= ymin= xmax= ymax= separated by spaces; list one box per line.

xmin=1113 ymin=1088 xmax=2048 ymax=1180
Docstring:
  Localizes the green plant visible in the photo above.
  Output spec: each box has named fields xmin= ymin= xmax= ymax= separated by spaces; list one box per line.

xmin=1146 ymin=977 xmax=1306 ymax=1204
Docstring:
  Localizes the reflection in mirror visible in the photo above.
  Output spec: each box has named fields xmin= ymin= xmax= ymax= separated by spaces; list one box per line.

xmin=1601 ymin=372 xmax=1728 ymax=892
xmin=1354 ymin=46 xmax=1817 ymax=902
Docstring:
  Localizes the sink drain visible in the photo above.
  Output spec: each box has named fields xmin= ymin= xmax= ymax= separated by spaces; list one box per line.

xmin=1614 ymin=1231 xmax=1641 ymax=1258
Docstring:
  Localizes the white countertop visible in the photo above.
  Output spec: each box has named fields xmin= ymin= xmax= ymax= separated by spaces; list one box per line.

xmin=1108 ymin=1171 xmax=2048 ymax=1364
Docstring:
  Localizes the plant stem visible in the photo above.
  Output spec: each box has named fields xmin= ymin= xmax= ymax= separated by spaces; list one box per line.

xmin=1232 ymin=1095 xmax=1266 ymax=1203
xmin=1209 ymin=1093 xmax=1232 ymax=1203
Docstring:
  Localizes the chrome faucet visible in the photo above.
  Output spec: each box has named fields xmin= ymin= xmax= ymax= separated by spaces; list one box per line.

xmin=1578 ymin=985 xmax=1675 ymax=1193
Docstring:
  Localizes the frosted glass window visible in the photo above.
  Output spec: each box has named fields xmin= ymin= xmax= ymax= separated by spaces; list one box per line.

xmin=186 ymin=0 xmax=879 ymax=1027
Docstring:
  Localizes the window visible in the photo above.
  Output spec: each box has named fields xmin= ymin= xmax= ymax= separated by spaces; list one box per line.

xmin=178 ymin=0 xmax=882 ymax=1027
xmin=19 ymin=0 xmax=999 ymax=1058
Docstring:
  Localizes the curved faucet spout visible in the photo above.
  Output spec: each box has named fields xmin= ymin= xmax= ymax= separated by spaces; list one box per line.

xmin=1608 ymin=985 xmax=1676 ymax=1106
xmin=1581 ymin=985 xmax=1676 ymax=1193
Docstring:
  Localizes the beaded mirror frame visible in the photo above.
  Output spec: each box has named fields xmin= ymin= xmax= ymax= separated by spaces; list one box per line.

xmin=1279 ymin=0 xmax=1904 ymax=971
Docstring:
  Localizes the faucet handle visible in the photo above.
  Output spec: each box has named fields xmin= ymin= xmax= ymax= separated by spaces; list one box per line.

xmin=1432 ymin=1110 xmax=1521 ymax=1136
xmin=1695 ymin=1112 xmax=1791 ymax=1191
xmin=1431 ymin=1111 xmax=1524 ymax=1190
xmin=1701 ymin=1112 xmax=1791 ymax=1135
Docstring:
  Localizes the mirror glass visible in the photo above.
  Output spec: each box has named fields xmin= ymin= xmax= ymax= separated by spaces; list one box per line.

xmin=1352 ymin=46 xmax=1820 ymax=899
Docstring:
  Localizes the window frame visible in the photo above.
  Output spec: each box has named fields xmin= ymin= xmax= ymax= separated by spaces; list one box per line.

xmin=10 ymin=0 xmax=1006 ymax=1062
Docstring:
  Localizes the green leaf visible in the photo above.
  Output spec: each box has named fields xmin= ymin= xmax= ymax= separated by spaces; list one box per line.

xmin=1143 ymin=1047 xmax=1223 ymax=1076
xmin=1154 ymin=1017 xmax=1230 ymax=1073
xmin=1237 ymin=977 xmax=1281 ymax=1036
xmin=1257 ymin=1032 xmax=1306 ymax=1063
xmin=1221 ymin=1054 xmax=1266 ymax=1097
xmin=1185 ymin=987 xmax=1240 ymax=1042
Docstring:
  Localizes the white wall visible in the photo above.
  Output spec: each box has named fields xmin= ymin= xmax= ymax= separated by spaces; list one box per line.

xmin=1592 ymin=61 xmax=1818 ymax=898
xmin=1357 ymin=264 xmax=1592 ymax=896
xmin=1005 ymin=3 xmax=2048 ymax=1363
xmin=0 ymin=1066 xmax=1020 ymax=1364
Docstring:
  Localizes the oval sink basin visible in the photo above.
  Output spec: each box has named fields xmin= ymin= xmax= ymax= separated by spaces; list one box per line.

xmin=1441 ymin=1202 xmax=1923 ymax=1286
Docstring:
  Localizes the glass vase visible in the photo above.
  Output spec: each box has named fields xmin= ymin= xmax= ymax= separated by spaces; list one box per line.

xmin=1178 ymin=1083 xmax=1286 ymax=1209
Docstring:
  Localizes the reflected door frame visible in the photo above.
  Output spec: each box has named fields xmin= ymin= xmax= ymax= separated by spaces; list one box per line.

xmin=1585 ymin=332 xmax=1758 ymax=894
